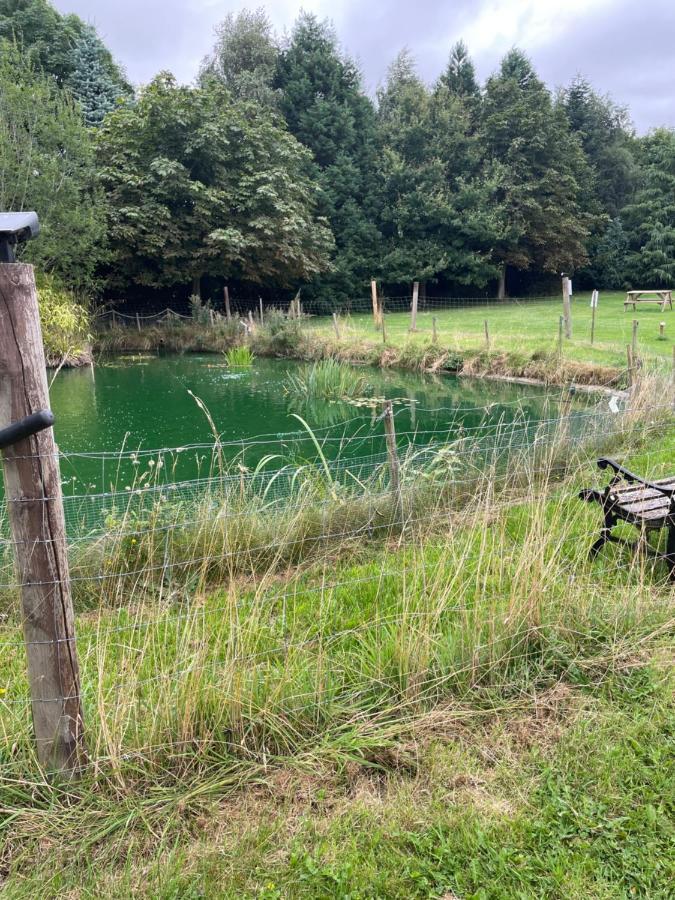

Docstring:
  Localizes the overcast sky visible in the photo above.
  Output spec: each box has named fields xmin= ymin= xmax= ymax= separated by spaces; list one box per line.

xmin=53 ymin=0 xmax=674 ymax=133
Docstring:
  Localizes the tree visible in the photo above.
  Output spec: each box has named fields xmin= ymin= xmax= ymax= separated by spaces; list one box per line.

xmin=200 ymin=7 xmax=279 ymax=106
xmin=0 ymin=0 xmax=130 ymax=95
xmin=559 ymin=76 xmax=636 ymax=218
xmin=586 ymin=217 xmax=629 ymax=289
xmin=480 ymin=50 xmax=592 ymax=296
xmin=622 ymin=128 xmax=675 ymax=286
xmin=96 ymin=74 xmax=333 ymax=297
xmin=0 ymin=0 xmax=82 ymax=83
xmin=275 ymin=13 xmax=381 ymax=305
xmin=437 ymin=40 xmax=480 ymax=125
xmin=376 ymin=50 xmax=499 ymax=289
xmin=68 ymin=25 xmax=129 ymax=127
xmin=0 ymin=40 xmax=106 ymax=290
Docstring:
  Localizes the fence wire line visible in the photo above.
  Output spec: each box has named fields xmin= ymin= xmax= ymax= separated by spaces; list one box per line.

xmin=2 ymin=387 xmax=624 ymax=465
xmin=2 ymin=398 xmax=663 ymax=513
xmin=0 ymin=413 xmax=670 ymax=558
xmin=0 ymin=414 xmax=668 ymax=553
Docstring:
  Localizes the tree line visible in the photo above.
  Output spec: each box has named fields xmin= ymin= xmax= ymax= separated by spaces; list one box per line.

xmin=1 ymin=0 xmax=673 ymax=310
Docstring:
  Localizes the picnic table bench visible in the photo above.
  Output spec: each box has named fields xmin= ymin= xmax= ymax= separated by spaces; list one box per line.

xmin=624 ymin=289 xmax=673 ymax=311
xmin=580 ymin=457 xmax=675 ymax=580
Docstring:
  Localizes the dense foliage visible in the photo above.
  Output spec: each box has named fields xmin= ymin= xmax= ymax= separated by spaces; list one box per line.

xmin=0 ymin=0 xmax=673 ymax=308
xmin=97 ymin=73 xmax=333 ymax=296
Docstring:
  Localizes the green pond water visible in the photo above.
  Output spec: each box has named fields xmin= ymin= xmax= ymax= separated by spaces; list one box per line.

xmin=42 ymin=355 xmax=587 ymax=500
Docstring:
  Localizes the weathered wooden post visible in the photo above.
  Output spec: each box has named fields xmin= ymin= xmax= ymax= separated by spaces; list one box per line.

xmin=561 ymin=275 xmax=572 ymax=339
xmin=590 ymin=290 xmax=598 ymax=345
xmin=332 ymin=312 xmax=341 ymax=340
xmin=409 ymin=281 xmax=419 ymax=332
xmin=248 ymin=310 xmax=254 ymax=331
xmin=432 ymin=316 xmax=438 ymax=345
xmin=382 ymin=401 xmax=402 ymax=517
xmin=659 ymin=321 xmax=665 ymax=340
xmin=626 ymin=345 xmax=633 ymax=387
xmin=224 ymin=286 xmax=232 ymax=321
xmin=382 ymin=312 xmax=387 ymax=344
xmin=484 ymin=319 xmax=490 ymax=349
xmin=632 ymin=319 xmax=639 ymax=356
xmin=370 ymin=280 xmax=382 ymax=329
xmin=259 ymin=297 xmax=264 ymax=325
xmin=0 ymin=213 xmax=86 ymax=774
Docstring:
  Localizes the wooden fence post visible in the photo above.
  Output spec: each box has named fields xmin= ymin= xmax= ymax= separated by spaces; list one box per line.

xmin=432 ymin=316 xmax=438 ymax=345
xmin=562 ymin=276 xmax=572 ymax=339
xmin=332 ymin=312 xmax=341 ymax=340
xmin=382 ymin=312 xmax=387 ymax=344
xmin=626 ymin=344 xmax=633 ymax=387
xmin=259 ymin=297 xmax=264 ymax=325
xmin=382 ymin=401 xmax=402 ymax=517
xmin=590 ymin=290 xmax=598 ymax=345
xmin=0 ymin=264 xmax=86 ymax=774
xmin=484 ymin=319 xmax=490 ymax=349
xmin=410 ymin=281 xmax=419 ymax=332
xmin=371 ymin=280 xmax=380 ymax=329
xmin=632 ymin=319 xmax=639 ymax=356
xmin=248 ymin=310 xmax=254 ymax=331
xmin=224 ymin=286 xmax=231 ymax=321
xmin=659 ymin=321 xmax=665 ymax=340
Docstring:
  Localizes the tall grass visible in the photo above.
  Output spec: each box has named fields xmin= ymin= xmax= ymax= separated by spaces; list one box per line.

xmin=284 ymin=357 xmax=369 ymax=400
xmin=0 ymin=377 xmax=673 ymax=883
xmin=224 ymin=346 xmax=254 ymax=368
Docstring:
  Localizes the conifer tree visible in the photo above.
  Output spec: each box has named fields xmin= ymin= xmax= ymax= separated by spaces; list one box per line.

xmin=480 ymin=49 xmax=591 ymax=296
xmin=275 ymin=13 xmax=381 ymax=305
xmin=68 ymin=25 xmax=127 ymax=127
xmin=377 ymin=50 xmax=499 ymax=289
xmin=622 ymin=128 xmax=675 ymax=286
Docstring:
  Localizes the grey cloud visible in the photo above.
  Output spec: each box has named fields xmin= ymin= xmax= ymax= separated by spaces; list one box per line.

xmin=53 ymin=0 xmax=674 ymax=132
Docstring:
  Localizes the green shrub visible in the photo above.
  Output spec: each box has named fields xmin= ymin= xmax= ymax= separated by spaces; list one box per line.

xmin=37 ymin=273 xmax=91 ymax=363
xmin=252 ymin=308 xmax=304 ymax=355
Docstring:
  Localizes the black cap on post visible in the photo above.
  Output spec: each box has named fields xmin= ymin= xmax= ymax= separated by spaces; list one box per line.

xmin=0 ymin=211 xmax=39 ymax=263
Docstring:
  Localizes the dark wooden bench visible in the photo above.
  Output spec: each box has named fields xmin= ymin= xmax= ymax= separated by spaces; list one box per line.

xmin=580 ymin=457 xmax=675 ymax=580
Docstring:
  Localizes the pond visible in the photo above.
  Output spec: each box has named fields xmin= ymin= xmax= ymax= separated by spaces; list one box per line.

xmin=44 ymin=355 xmax=587 ymax=496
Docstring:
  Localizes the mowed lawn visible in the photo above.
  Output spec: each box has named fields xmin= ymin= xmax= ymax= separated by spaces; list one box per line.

xmin=309 ymin=292 xmax=675 ymax=371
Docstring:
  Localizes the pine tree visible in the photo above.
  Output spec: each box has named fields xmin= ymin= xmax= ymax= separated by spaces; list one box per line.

xmin=480 ymin=49 xmax=592 ymax=296
xmin=438 ymin=40 xmax=480 ymax=125
xmin=68 ymin=25 xmax=126 ymax=127
xmin=622 ymin=128 xmax=675 ymax=286
xmin=275 ymin=13 xmax=381 ymax=306
xmin=377 ymin=49 xmax=498 ymax=289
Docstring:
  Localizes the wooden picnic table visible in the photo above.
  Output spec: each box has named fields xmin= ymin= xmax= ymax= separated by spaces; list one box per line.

xmin=624 ymin=289 xmax=673 ymax=311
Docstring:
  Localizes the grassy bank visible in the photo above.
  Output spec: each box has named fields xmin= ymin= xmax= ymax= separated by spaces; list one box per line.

xmin=94 ymin=292 xmax=675 ymax=388
xmin=0 ymin=403 xmax=673 ymax=896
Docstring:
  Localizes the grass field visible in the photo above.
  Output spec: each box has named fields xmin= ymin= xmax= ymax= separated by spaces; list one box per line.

xmin=0 ymin=399 xmax=673 ymax=897
xmin=309 ymin=293 xmax=675 ymax=374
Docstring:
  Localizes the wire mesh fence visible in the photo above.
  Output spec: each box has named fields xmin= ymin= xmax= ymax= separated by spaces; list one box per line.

xmin=0 ymin=376 xmax=673 ymax=780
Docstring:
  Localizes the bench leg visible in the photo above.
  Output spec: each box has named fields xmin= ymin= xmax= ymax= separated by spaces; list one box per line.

xmin=590 ymin=512 xmax=617 ymax=558
xmin=666 ymin=526 xmax=675 ymax=581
